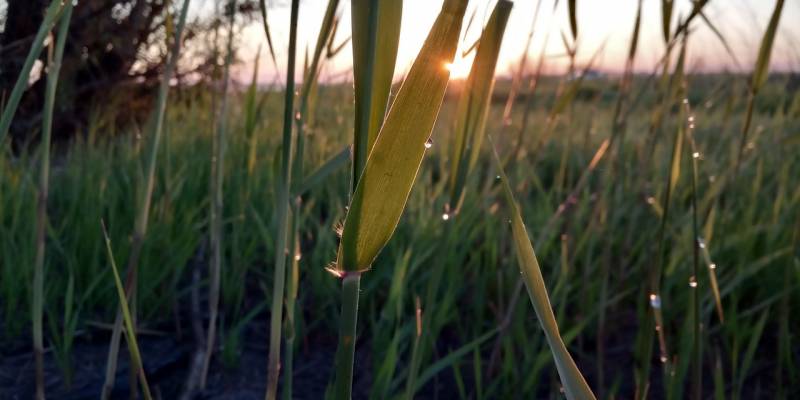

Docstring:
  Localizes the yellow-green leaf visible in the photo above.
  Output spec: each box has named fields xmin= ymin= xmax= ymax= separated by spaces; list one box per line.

xmin=337 ymin=0 xmax=468 ymax=273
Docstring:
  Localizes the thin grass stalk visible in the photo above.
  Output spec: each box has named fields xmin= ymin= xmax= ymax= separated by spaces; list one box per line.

xmin=279 ymin=2 xmax=341 ymax=396
xmin=101 ymin=222 xmax=152 ymax=400
xmin=682 ymin=90 xmax=702 ymax=400
xmin=264 ymin=1 xmax=299 ymax=398
xmin=332 ymin=1 xmax=402 ymax=398
xmin=282 ymin=205 xmax=301 ymax=400
xmin=734 ymin=0 xmax=784 ymax=176
xmin=333 ymin=3 xmax=379 ymax=397
xmin=333 ymin=1 xmax=464 ymax=397
xmin=100 ymin=0 xmax=192 ymax=397
xmin=645 ymin=33 xmax=688 ymax=389
xmin=0 ymin=0 xmax=64 ymax=148
xmin=501 ymin=0 xmax=542 ymax=125
xmin=32 ymin=4 xmax=73 ymax=398
xmin=201 ymin=0 xmax=237 ymax=387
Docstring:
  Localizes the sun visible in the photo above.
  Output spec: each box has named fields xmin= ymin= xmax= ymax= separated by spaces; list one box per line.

xmin=444 ymin=55 xmax=474 ymax=79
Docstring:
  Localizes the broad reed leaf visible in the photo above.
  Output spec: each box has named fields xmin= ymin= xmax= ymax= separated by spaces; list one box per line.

xmin=351 ymin=0 xmax=402 ymax=179
xmin=490 ymin=140 xmax=596 ymax=400
xmin=337 ymin=0 xmax=468 ymax=273
xmin=448 ymin=0 xmax=513 ymax=212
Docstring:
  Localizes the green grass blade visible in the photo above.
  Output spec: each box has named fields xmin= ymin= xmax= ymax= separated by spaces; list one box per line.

xmin=448 ymin=0 xmax=513 ymax=212
xmin=490 ymin=139 xmax=596 ymax=400
xmin=101 ymin=221 xmax=152 ymax=400
xmin=33 ymin=4 xmax=73 ymax=398
xmin=351 ymin=0 xmax=402 ymax=185
xmin=258 ymin=0 xmax=280 ymax=73
xmin=0 ymin=0 xmax=64 ymax=147
xmin=294 ymin=146 xmax=351 ymax=196
xmin=751 ymin=0 xmax=785 ymax=91
xmin=265 ymin=1 xmax=300 ymax=398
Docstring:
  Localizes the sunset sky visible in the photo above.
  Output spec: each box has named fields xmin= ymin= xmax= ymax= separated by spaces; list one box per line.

xmin=224 ymin=0 xmax=800 ymax=83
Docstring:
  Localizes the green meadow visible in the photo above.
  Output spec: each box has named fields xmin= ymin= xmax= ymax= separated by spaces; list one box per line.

xmin=0 ymin=0 xmax=798 ymax=399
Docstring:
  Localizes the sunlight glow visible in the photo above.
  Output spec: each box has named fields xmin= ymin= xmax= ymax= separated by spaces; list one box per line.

xmin=444 ymin=56 xmax=473 ymax=79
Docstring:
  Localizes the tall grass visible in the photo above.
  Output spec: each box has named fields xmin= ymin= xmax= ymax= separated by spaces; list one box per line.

xmin=0 ymin=2 xmax=797 ymax=399
xmin=101 ymin=0 xmax=192 ymax=397
xmin=201 ymin=0 xmax=237 ymax=387
xmin=333 ymin=1 xmax=465 ymax=397
xmin=32 ymin=3 xmax=73 ymax=398
xmin=0 ymin=0 xmax=64 ymax=148
xmin=264 ymin=1 xmax=299 ymax=398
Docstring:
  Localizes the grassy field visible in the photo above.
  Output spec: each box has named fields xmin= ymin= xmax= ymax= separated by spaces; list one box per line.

xmin=1 ymin=0 xmax=799 ymax=399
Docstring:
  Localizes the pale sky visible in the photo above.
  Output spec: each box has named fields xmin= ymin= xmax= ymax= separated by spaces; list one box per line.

xmin=224 ymin=0 xmax=800 ymax=83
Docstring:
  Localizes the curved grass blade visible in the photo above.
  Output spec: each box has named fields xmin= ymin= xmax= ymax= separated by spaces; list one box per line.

xmin=735 ymin=0 xmax=785 ymax=174
xmin=258 ymin=0 xmax=280 ymax=73
xmin=101 ymin=221 xmax=152 ymax=400
xmin=490 ymin=138 xmax=596 ymax=400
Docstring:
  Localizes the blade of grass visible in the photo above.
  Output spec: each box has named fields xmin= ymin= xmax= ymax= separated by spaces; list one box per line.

xmin=201 ymin=0 xmax=237 ymax=387
xmin=264 ymin=1 xmax=300 ymax=398
xmin=490 ymin=137 xmax=596 ymax=400
xmin=32 ymin=4 xmax=73 ymax=398
xmin=448 ymin=0 xmax=513 ymax=213
xmin=350 ymin=0 xmax=402 ymax=189
xmin=0 ymin=0 xmax=64 ymax=148
xmin=332 ymin=2 xmax=466 ymax=398
xmin=101 ymin=0 xmax=192 ymax=397
xmin=734 ymin=0 xmax=785 ymax=175
xmin=101 ymin=221 xmax=152 ymax=400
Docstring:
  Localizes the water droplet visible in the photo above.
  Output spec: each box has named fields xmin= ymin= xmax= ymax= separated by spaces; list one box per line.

xmin=697 ymin=238 xmax=706 ymax=249
xmin=682 ymin=98 xmax=689 ymax=104
xmin=295 ymin=112 xmax=302 ymax=120
xmin=649 ymin=294 xmax=662 ymax=309
xmin=688 ymin=116 xmax=695 ymax=123
xmin=495 ymin=175 xmax=501 ymax=180
xmin=294 ymin=253 xmax=301 ymax=261
xmin=689 ymin=276 xmax=697 ymax=288
xmin=424 ymin=138 xmax=433 ymax=149
xmin=660 ymin=355 xmax=669 ymax=363
xmin=441 ymin=212 xmax=450 ymax=221
xmin=710 ymin=263 xmax=717 ymax=270
xmin=646 ymin=196 xmax=656 ymax=204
